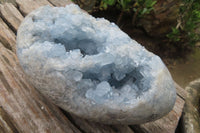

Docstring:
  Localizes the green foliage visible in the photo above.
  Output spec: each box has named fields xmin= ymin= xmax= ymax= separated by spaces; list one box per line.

xmin=100 ymin=0 xmax=116 ymax=10
xmin=167 ymin=0 xmax=200 ymax=45
xmin=167 ymin=28 xmax=181 ymax=42
xmin=117 ymin=0 xmax=133 ymax=10
xmin=99 ymin=0 xmax=157 ymax=17
xmin=133 ymin=0 xmax=157 ymax=17
xmin=99 ymin=0 xmax=133 ymax=11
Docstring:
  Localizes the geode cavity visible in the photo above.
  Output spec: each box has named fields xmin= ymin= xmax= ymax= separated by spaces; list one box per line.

xmin=16 ymin=4 xmax=176 ymax=124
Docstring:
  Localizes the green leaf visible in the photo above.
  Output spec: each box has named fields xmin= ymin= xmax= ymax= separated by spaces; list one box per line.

xmin=141 ymin=8 xmax=148 ymax=15
xmin=144 ymin=0 xmax=157 ymax=8
xmin=172 ymin=27 xmax=180 ymax=34
xmin=103 ymin=3 xmax=108 ymax=9
xmin=117 ymin=0 xmax=132 ymax=10
xmin=133 ymin=8 xmax=137 ymax=12
xmin=151 ymin=1 xmax=157 ymax=7
xmin=103 ymin=0 xmax=116 ymax=6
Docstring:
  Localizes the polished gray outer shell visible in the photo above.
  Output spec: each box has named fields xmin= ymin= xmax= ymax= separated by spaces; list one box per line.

xmin=16 ymin=4 xmax=176 ymax=124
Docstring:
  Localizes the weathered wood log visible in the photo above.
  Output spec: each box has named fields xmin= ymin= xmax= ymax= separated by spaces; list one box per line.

xmin=0 ymin=1 xmax=187 ymax=132
xmin=68 ymin=113 xmax=135 ymax=133
xmin=131 ymin=96 xmax=185 ymax=133
xmin=16 ymin=0 xmax=52 ymax=16
xmin=0 ymin=2 xmax=134 ymax=133
xmin=0 ymin=0 xmax=17 ymax=6
xmin=174 ymin=82 xmax=187 ymax=100
xmin=0 ymin=3 xmax=24 ymax=33
xmin=183 ymin=79 xmax=200 ymax=133
xmin=0 ymin=3 xmax=81 ymax=132
xmin=0 ymin=42 xmax=81 ymax=133
xmin=0 ymin=106 xmax=19 ymax=133
xmin=48 ymin=0 xmax=73 ymax=7
xmin=0 ymin=17 xmax=16 ymax=52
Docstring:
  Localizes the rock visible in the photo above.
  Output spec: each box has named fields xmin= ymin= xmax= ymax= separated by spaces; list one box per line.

xmin=16 ymin=4 xmax=176 ymax=124
xmin=138 ymin=0 xmax=181 ymax=37
xmin=183 ymin=79 xmax=200 ymax=133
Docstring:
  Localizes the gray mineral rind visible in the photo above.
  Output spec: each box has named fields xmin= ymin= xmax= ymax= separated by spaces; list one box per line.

xmin=16 ymin=4 xmax=176 ymax=124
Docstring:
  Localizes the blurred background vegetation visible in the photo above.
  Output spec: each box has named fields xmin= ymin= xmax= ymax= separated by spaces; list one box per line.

xmin=72 ymin=0 xmax=200 ymax=58
xmin=72 ymin=0 xmax=200 ymax=88
xmin=1 ymin=0 xmax=199 ymax=58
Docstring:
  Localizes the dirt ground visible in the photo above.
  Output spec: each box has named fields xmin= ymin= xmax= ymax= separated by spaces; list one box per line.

xmin=167 ymin=48 xmax=200 ymax=88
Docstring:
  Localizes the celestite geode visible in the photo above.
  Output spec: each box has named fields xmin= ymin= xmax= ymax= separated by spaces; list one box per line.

xmin=16 ymin=4 xmax=176 ymax=124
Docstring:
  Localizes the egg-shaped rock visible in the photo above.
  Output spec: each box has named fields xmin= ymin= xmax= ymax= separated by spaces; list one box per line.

xmin=16 ymin=4 xmax=176 ymax=124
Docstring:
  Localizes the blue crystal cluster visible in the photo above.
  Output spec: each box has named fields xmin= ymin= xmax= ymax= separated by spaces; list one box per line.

xmin=17 ymin=4 xmax=176 ymax=124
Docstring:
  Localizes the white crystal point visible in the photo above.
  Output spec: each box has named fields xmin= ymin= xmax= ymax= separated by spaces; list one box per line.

xmin=16 ymin=4 xmax=176 ymax=124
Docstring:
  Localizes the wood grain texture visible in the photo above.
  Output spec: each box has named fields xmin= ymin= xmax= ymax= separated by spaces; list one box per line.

xmin=0 ymin=3 xmax=24 ymax=33
xmin=131 ymin=96 xmax=185 ymax=133
xmin=0 ymin=17 xmax=16 ymax=52
xmin=174 ymin=82 xmax=187 ymax=100
xmin=0 ymin=2 xmax=81 ymax=132
xmin=0 ymin=107 xmax=18 ymax=133
xmin=48 ymin=0 xmax=73 ymax=7
xmin=68 ymin=113 xmax=134 ymax=133
xmin=0 ymin=42 xmax=81 ymax=133
xmin=16 ymin=0 xmax=52 ymax=16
